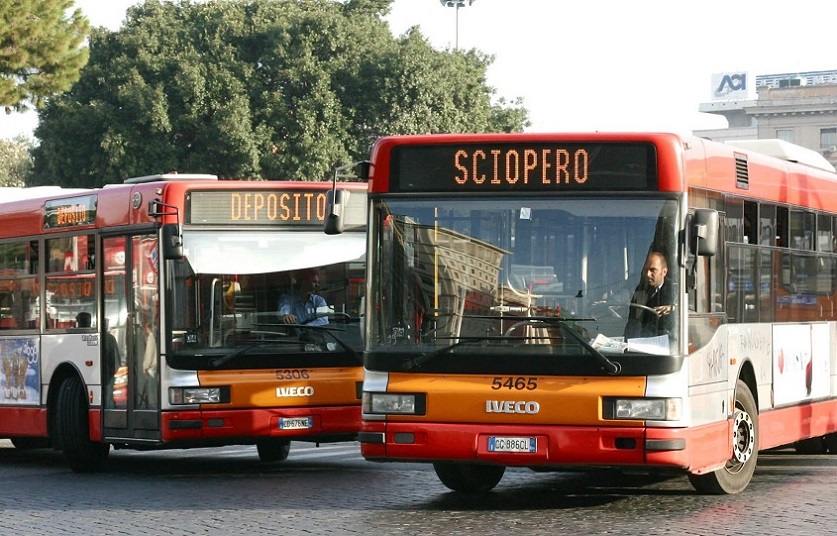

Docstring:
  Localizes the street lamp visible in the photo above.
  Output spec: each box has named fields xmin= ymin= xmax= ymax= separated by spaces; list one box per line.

xmin=439 ymin=0 xmax=476 ymax=50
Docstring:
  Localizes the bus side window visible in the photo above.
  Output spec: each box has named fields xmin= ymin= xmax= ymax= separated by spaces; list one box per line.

xmin=760 ymin=204 xmax=776 ymax=246
xmin=817 ymin=214 xmax=832 ymax=252
xmin=743 ymin=201 xmax=757 ymax=245
xmin=0 ymin=291 xmax=15 ymax=329
xmin=776 ymin=206 xmax=789 ymax=248
xmin=45 ymin=235 xmax=97 ymax=329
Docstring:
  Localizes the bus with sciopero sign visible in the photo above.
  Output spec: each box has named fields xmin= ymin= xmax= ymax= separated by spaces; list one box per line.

xmin=0 ymin=175 xmax=366 ymax=471
xmin=357 ymin=132 xmax=837 ymax=494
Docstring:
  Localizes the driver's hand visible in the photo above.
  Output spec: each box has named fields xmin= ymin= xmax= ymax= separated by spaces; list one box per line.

xmin=654 ymin=305 xmax=674 ymax=316
xmin=282 ymin=314 xmax=298 ymax=324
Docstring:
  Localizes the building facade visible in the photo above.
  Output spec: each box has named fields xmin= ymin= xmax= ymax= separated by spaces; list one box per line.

xmin=695 ymin=70 xmax=837 ymax=169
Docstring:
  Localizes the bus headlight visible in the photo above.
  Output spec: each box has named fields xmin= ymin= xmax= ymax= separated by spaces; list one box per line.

xmin=169 ymin=386 xmax=229 ymax=405
xmin=363 ymin=392 xmax=426 ymax=415
xmin=604 ymin=397 xmax=682 ymax=421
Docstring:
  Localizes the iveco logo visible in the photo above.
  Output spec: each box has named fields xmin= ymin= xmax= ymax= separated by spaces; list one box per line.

xmin=276 ymin=386 xmax=314 ymax=397
xmin=485 ymin=400 xmax=540 ymax=414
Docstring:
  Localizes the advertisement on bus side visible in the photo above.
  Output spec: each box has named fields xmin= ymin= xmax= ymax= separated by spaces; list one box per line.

xmin=0 ymin=337 xmax=39 ymax=404
xmin=773 ymin=324 xmax=830 ymax=405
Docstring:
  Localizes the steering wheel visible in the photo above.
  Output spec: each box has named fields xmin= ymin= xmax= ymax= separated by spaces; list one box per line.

xmin=589 ymin=301 xmax=624 ymax=319
xmin=629 ymin=303 xmax=661 ymax=316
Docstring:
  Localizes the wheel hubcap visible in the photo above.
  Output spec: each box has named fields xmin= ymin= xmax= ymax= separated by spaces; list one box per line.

xmin=732 ymin=409 xmax=755 ymax=463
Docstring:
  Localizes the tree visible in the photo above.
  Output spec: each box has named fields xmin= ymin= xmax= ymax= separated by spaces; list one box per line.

xmin=31 ymin=0 xmax=529 ymax=187
xmin=0 ymin=135 xmax=34 ymax=186
xmin=0 ymin=0 xmax=90 ymax=113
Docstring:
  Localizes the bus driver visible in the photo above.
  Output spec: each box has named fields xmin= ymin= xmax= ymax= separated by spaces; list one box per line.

xmin=624 ymin=251 xmax=675 ymax=339
xmin=278 ymin=268 xmax=329 ymax=327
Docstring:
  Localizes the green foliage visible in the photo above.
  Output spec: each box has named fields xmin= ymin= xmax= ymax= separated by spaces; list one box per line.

xmin=0 ymin=135 xmax=33 ymax=186
xmin=0 ymin=0 xmax=90 ymax=112
xmin=31 ymin=0 xmax=529 ymax=187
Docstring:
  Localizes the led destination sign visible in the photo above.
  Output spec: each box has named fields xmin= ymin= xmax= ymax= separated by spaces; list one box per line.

xmin=390 ymin=142 xmax=658 ymax=192
xmin=188 ymin=190 xmax=329 ymax=225
xmin=44 ymin=195 xmax=97 ymax=229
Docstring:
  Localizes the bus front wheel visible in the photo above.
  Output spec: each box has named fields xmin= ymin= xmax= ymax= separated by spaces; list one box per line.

xmin=10 ymin=437 xmax=50 ymax=449
xmin=688 ymin=379 xmax=758 ymax=494
xmin=433 ymin=462 xmax=505 ymax=493
xmin=55 ymin=375 xmax=109 ymax=473
xmin=256 ymin=438 xmax=290 ymax=462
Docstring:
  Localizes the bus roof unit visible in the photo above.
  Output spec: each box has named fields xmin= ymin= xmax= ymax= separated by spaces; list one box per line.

xmin=123 ymin=173 xmax=219 ymax=184
xmin=725 ymin=139 xmax=836 ymax=173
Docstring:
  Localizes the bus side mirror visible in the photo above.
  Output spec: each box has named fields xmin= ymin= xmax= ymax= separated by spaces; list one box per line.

xmin=692 ymin=209 xmax=719 ymax=257
xmin=324 ymin=189 xmax=349 ymax=235
xmin=162 ymin=223 xmax=184 ymax=259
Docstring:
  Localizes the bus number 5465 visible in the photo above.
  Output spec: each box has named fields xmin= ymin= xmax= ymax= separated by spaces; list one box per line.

xmin=491 ymin=377 xmax=537 ymax=390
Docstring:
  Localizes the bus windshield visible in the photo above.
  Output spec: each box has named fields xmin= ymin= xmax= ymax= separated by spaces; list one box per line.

xmin=168 ymin=230 xmax=365 ymax=361
xmin=369 ymin=196 xmax=681 ymax=362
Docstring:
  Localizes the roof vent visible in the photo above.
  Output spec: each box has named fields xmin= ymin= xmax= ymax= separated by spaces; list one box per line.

xmin=124 ymin=173 xmax=218 ymax=184
xmin=734 ymin=153 xmax=749 ymax=189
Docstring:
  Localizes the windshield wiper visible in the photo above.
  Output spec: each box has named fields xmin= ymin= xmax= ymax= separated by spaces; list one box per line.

xmin=297 ymin=324 xmax=362 ymax=363
xmin=535 ymin=317 xmax=621 ymax=374
xmin=209 ymin=341 xmax=290 ymax=368
xmin=404 ymin=334 xmax=531 ymax=371
xmin=404 ymin=316 xmax=621 ymax=374
xmin=209 ymin=323 xmax=362 ymax=368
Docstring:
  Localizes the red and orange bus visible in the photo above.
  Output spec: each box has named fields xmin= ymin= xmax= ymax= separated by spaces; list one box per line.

xmin=358 ymin=132 xmax=837 ymax=494
xmin=0 ymin=174 xmax=367 ymax=471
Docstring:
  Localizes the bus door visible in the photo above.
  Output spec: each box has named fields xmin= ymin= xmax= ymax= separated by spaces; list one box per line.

xmin=101 ymin=232 xmax=161 ymax=441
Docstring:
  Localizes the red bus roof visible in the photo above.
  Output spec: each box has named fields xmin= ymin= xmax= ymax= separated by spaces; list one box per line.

xmin=0 ymin=179 xmax=368 ymax=240
xmin=367 ymin=132 xmax=837 ymax=211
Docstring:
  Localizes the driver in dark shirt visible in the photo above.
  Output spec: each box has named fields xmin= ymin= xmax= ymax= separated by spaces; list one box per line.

xmin=624 ymin=251 xmax=675 ymax=339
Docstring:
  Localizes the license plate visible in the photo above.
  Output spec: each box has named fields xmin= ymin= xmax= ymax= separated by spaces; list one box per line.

xmin=279 ymin=417 xmax=313 ymax=430
xmin=488 ymin=436 xmax=536 ymax=453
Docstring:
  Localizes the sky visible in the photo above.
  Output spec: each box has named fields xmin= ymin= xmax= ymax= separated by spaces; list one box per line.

xmin=2 ymin=0 xmax=836 ymax=140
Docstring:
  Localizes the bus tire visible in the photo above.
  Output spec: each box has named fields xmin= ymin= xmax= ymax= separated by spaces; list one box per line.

xmin=794 ymin=436 xmax=827 ymax=454
xmin=56 ymin=375 xmax=109 ymax=473
xmin=824 ymin=433 xmax=837 ymax=454
xmin=256 ymin=438 xmax=290 ymax=462
xmin=10 ymin=437 xmax=51 ymax=449
xmin=688 ymin=379 xmax=758 ymax=494
xmin=432 ymin=462 xmax=505 ymax=493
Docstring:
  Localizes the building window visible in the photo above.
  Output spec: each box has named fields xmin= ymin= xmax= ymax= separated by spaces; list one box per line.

xmin=776 ymin=129 xmax=794 ymax=143
xmin=820 ymin=128 xmax=837 ymax=148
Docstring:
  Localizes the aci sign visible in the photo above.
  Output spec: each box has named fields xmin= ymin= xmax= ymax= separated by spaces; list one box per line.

xmin=711 ymin=72 xmax=749 ymax=100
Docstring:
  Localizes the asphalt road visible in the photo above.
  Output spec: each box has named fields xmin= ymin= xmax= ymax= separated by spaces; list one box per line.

xmin=2 ymin=440 xmax=836 ymax=535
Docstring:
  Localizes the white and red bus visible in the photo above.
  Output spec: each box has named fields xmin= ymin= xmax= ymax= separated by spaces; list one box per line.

xmin=358 ymin=132 xmax=837 ymax=494
xmin=0 ymin=174 xmax=367 ymax=471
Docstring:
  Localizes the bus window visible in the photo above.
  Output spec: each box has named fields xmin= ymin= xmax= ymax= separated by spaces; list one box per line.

xmin=725 ymin=197 xmax=743 ymax=243
xmin=370 ymin=197 xmax=679 ymax=350
xmin=791 ymin=210 xmax=815 ymax=250
xmin=45 ymin=235 xmax=97 ymax=329
xmin=776 ymin=206 xmax=789 ymax=248
xmin=0 ymin=241 xmax=38 ymax=330
xmin=760 ymin=204 xmax=776 ymax=246
xmin=727 ymin=245 xmax=757 ymax=323
xmin=743 ymin=201 xmax=757 ymax=245
xmin=758 ymin=250 xmax=773 ymax=322
xmin=817 ymin=213 xmax=833 ymax=252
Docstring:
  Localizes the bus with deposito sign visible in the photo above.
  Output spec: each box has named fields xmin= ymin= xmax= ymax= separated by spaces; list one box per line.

xmin=0 ymin=175 xmax=367 ymax=471
xmin=357 ymin=132 xmax=837 ymax=494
